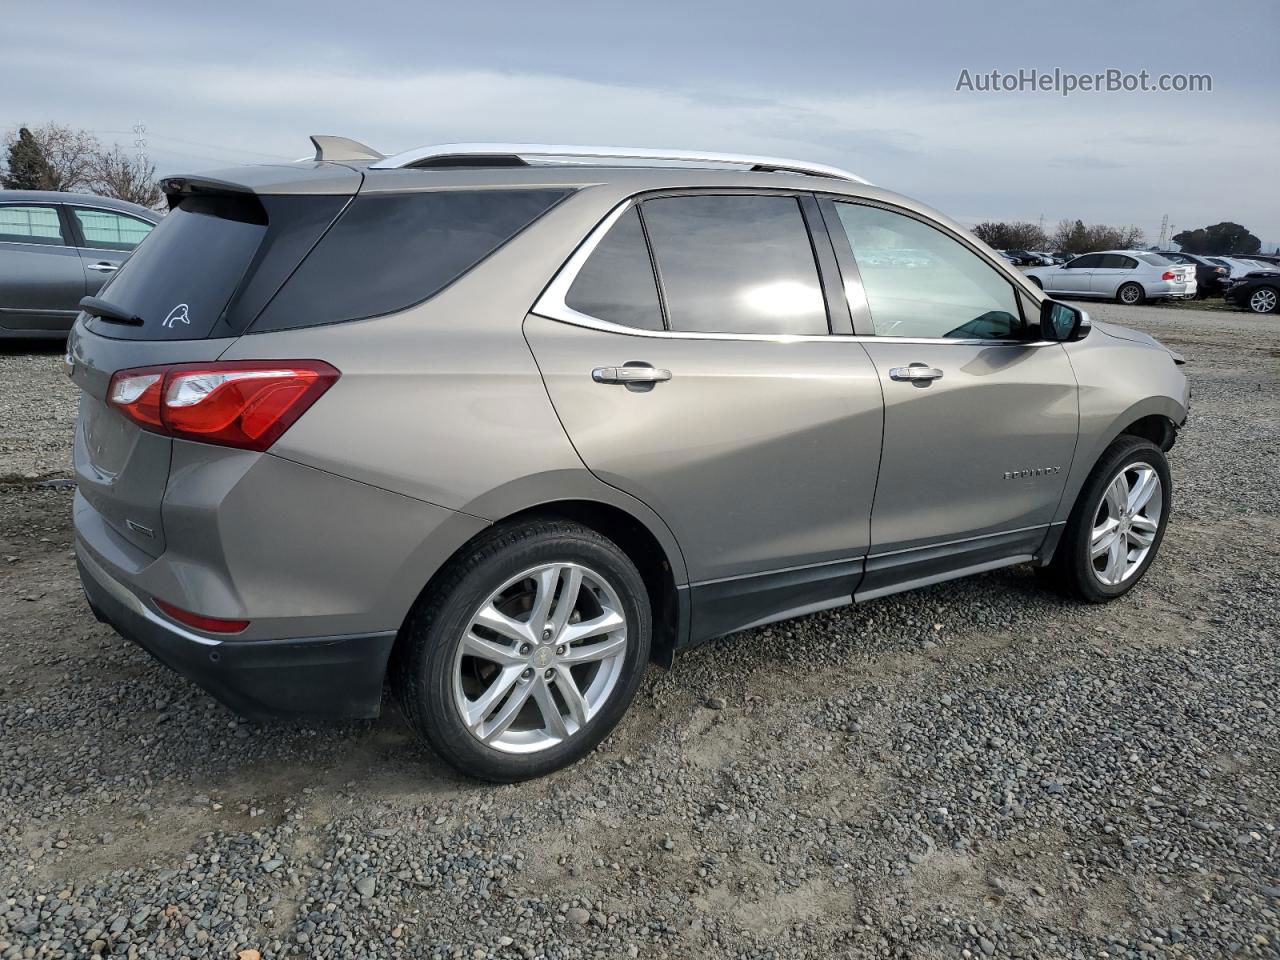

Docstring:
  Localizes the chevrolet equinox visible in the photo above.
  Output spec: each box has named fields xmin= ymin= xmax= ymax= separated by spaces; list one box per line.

xmin=70 ymin=138 xmax=1189 ymax=781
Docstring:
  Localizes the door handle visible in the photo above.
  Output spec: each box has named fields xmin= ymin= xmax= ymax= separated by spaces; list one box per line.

xmin=888 ymin=363 xmax=944 ymax=382
xmin=592 ymin=365 xmax=672 ymax=385
xmin=86 ymin=262 xmax=119 ymax=273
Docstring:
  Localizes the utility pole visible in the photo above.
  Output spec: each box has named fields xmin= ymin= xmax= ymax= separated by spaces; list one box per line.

xmin=1157 ymin=213 xmax=1169 ymax=249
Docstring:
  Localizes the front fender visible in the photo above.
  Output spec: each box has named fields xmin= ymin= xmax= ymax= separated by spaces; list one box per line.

xmin=1056 ymin=335 xmax=1188 ymax=523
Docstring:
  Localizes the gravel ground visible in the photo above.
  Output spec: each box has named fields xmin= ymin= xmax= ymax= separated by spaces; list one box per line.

xmin=1 ymin=302 xmax=1277 ymax=960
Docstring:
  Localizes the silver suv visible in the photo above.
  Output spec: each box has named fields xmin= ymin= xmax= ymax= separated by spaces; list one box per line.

xmin=70 ymin=139 xmax=1189 ymax=781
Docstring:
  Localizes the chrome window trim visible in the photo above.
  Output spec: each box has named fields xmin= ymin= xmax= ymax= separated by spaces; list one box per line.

xmin=0 ymin=238 xmax=73 ymax=250
xmin=0 ymin=199 xmax=158 ymax=220
xmin=531 ymin=197 xmax=1054 ymax=348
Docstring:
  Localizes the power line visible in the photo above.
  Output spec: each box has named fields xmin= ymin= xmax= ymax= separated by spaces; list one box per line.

xmin=92 ymin=129 xmax=290 ymax=160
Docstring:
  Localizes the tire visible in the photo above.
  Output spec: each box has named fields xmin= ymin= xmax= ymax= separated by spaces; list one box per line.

xmin=1028 ymin=276 xmax=1043 ymax=290
xmin=1248 ymin=286 xmax=1279 ymax=315
xmin=393 ymin=520 xmax=651 ymax=782
xmin=1041 ymin=435 xmax=1171 ymax=603
xmin=1117 ymin=282 xmax=1145 ymax=306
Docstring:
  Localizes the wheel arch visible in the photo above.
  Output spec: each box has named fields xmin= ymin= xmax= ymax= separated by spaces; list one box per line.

xmin=1054 ymin=396 xmax=1183 ymax=526
xmin=394 ymin=490 xmax=688 ymax=670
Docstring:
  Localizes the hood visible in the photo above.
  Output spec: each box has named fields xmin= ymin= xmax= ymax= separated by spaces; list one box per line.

xmin=1094 ymin=320 xmax=1185 ymax=364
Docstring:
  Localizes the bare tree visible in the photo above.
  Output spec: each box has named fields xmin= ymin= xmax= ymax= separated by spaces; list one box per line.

xmin=92 ymin=144 xmax=163 ymax=208
xmin=971 ymin=220 xmax=1047 ymax=251
xmin=1050 ymin=218 xmax=1145 ymax=254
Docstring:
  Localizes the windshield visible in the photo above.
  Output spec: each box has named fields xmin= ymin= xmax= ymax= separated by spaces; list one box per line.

xmin=1136 ymin=253 xmax=1172 ymax=266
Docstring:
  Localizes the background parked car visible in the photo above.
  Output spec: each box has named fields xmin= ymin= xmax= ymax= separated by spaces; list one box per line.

xmin=1024 ymin=250 xmax=1196 ymax=305
xmin=1224 ymin=270 xmax=1280 ymax=314
xmin=1005 ymin=249 xmax=1053 ymax=266
xmin=0 ymin=191 xmax=159 ymax=339
xmin=1159 ymin=251 xmax=1230 ymax=298
xmin=1208 ymin=256 xmax=1270 ymax=280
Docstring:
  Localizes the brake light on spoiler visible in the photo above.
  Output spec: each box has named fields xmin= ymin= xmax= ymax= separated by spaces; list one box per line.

xmin=108 ymin=360 xmax=339 ymax=452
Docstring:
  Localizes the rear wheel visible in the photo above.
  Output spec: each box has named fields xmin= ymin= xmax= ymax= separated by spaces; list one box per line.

xmin=1041 ymin=435 xmax=1170 ymax=603
xmin=394 ymin=520 xmax=651 ymax=782
xmin=1117 ymin=282 xmax=1145 ymax=306
xmin=1028 ymin=276 xmax=1043 ymax=290
xmin=1248 ymin=286 xmax=1279 ymax=314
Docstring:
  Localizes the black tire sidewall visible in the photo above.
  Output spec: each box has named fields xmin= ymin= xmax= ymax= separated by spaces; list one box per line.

xmin=400 ymin=523 xmax=651 ymax=782
xmin=1060 ymin=437 xmax=1171 ymax=602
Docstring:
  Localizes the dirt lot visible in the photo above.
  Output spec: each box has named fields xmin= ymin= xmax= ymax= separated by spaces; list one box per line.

xmin=1 ymin=302 xmax=1277 ymax=960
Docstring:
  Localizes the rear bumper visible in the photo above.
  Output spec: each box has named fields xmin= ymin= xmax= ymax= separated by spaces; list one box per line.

xmin=77 ymin=546 xmax=395 ymax=721
xmin=1146 ymin=279 xmax=1196 ymax=299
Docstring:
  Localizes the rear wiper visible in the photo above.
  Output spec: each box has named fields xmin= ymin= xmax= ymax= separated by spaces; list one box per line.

xmin=79 ymin=296 xmax=143 ymax=326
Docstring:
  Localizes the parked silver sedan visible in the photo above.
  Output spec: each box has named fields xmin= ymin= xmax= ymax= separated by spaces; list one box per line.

xmin=1025 ymin=250 xmax=1196 ymax=305
xmin=0 ymin=191 xmax=160 ymax=338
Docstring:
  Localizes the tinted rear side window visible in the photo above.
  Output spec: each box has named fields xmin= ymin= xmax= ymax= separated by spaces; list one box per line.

xmin=640 ymin=194 xmax=827 ymax=335
xmin=564 ymin=207 xmax=662 ymax=330
xmin=253 ymin=189 xmax=571 ymax=332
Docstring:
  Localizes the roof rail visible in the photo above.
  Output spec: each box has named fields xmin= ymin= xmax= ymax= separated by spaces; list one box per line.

xmin=367 ymin=143 xmax=871 ymax=183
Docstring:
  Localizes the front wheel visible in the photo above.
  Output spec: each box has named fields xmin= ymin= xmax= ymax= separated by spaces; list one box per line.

xmin=1041 ymin=436 xmax=1171 ymax=603
xmin=394 ymin=520 xmax=651 ymax=782
xmin=1117 ymin=282 xmax=1145 ymax=306
xmin=1248 ymin=286 xmax=1279 ymax=314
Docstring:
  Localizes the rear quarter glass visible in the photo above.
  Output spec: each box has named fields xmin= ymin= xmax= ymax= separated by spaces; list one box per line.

xmin=249 ymin=188 xmax=573 ymax=333
xmin=83 ymin=193 xmax=347 ymax=341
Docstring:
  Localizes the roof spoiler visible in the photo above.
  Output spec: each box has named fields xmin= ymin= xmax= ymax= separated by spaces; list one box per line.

xmin=309 ymin=135 xmax=384 ymax=162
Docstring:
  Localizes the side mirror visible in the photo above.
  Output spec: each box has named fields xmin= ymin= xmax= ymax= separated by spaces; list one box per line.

xmin=1040 ymin=299 xmax=1091 ymax=342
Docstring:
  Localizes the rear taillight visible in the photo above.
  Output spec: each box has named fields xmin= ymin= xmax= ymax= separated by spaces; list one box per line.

xmin=107 ymin=360 xmax=339 ymax=452
xmin=154 ymin=598 xmax=249 ymax=634
xmin=1161 ymin=271 xmax=1178 ymax=281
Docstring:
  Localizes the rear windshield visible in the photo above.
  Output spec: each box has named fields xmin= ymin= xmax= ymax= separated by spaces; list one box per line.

xmin=84 ymin=192 xmax=347 ymax=341
xmin=1136 ymin=253 xmax=1172 ymax=266
xmin=251 ymin=188 xmax=571 ymax=333
xmin=86 ymin=194 xmax=266 ymax=340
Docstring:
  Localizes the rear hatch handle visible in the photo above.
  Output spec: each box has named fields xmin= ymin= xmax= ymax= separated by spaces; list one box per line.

xmin=79 ymin=296 xmax=144 ymax=326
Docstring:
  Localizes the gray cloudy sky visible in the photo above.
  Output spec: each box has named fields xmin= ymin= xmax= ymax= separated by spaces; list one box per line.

xmin=7 ymin=0 xmax=1279 ymax=245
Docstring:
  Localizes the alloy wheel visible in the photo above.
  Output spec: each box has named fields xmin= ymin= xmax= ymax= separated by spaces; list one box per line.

xmin=1090 ymin=462 xmax=1163 ymax=586
xmin=1120 ymin=284 xmax=1141 ymax=304
xmin=452 ymin=562 xmax=628 ymax=754
xmin=1250 ymin=288 xmax=1278 ymax=314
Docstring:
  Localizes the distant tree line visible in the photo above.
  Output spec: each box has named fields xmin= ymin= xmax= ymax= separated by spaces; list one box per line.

xmin=1171 ymin=222 xmax=1261 ymax=256
xmin=2 ymin=123 xmax=163 ymax=208
xmin=973 ymin=216 xmax=1265 ymax=257
xmin=970 ymin=220 xmax=1048 ymax=251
